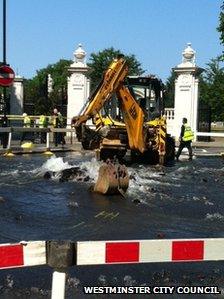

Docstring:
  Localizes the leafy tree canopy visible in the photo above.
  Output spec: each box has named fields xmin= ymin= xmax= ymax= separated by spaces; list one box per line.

xmin=217 ymin=1 xmax=224 ymax=56
xmin=164 ymin=71 xmax=176 ymax=108
xmin=24 ymin=59 xmax=72 ymax=115
xmin=199 ymin=57 xmax=224 ymax=121
xmin=87 ymin=47 xmax=144 ymax=91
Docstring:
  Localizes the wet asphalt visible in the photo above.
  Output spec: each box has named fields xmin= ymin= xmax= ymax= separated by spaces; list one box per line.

xmin=0 ymin=152 xmax=224 ymax=298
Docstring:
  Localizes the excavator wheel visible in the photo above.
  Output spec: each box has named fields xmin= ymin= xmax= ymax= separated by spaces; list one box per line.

xmin=94 ymin=160 xmax=129 ymax=195
xmin=158 ymin=136 xmax=175 ymax=165
xmin=131 ymin=150 xmax=159 ymax=165
xmin=82 ymin=140 xmax=91 ymax=150
xmin=164 ymin=136 xmax=175 ymax=164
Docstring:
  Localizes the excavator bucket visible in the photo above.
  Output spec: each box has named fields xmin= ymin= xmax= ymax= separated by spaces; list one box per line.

xmin=94 ymin=160 xmax=129 ymax=195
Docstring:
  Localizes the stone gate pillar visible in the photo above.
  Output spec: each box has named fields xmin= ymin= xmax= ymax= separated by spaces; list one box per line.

xmin=173 ymin=43 xmax=203 ymax=140
xmin=10 ymin=76 xmax=24 ymax=115
xmin=67 ymin=44 xmax=90 ymax=126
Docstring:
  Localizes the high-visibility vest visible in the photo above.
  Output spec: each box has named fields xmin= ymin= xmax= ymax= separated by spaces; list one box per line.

xmin=52 ymin=113 xmax=63 ymax=128
xmin=23 ymin=116 xmax=31 ymax=127
xmin=52 ymin=115 xmax=57 ymax=128
xmin=182 ymin=124 xmax=194 ymax=141
xmin=39 ymin=115 xmax=46 ymax=128
xmin=58 ymin=113 xmax=64 ymax=126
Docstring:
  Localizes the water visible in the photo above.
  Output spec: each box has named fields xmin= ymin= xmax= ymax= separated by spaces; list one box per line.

xmin=0 ymin=153 xmax=224 ymax=298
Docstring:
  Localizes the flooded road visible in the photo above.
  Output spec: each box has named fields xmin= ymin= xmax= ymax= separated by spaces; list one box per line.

xmin=0 ymin=152 xmax=224 ymax=298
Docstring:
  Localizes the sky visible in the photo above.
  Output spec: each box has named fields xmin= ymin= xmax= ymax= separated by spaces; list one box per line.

xmin=0 ymin=0 xmax=223 ymax=81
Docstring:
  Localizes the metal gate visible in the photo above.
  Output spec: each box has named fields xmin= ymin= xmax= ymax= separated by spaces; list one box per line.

xmin=197 ymin=104 xmax=211 ymax=142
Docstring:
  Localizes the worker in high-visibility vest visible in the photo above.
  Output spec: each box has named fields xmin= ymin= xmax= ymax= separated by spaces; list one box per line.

xmin=176 ymin=117 xmax=194 ymax=161
xmin=21 ymin=113 xmax=32 ymax=143
xmin=52 ymin=108 xmax=65 ymax=147
xmin=23 ymin=113 xmax=31 ymax=127
xmin=39 ymin=114 xmax=48 ymax=143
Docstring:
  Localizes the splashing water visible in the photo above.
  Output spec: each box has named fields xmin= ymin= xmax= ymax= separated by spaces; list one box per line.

xmin=79 ymin=158 xmax=102 ymax=181
xmin=40 ymin=155 xmax=73 ymax=173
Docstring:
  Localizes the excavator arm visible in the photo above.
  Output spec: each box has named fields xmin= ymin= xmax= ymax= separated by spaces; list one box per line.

xmin=74 ymin=57 xmax=147 ymax=153
xmin=116 ymin=85 xmax=146 ymax=153
xmin=75 ymin=58 xmax=128 ymax=126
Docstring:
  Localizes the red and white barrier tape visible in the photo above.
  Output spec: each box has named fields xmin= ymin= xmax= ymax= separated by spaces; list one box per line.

xmin=76 ymin=238 xmax=224 ymax=265
xmin=0 ymin=241 xmax=46 ymax=270
xmin=1 ymin=238 xmax=224 ymax=269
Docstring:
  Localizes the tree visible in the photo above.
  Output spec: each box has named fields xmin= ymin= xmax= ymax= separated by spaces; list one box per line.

xmin=199 ymin=57 xmax=224 ymax=121
xmin=164 ymin=71 xmax=176 ymax=108
xmin=217 ymin=1 xmax=224 ymax=56
xmin=87 ymin=47 xmax=144 ymax=91
xmin=24 ymin=59 xmax=72 ymax=115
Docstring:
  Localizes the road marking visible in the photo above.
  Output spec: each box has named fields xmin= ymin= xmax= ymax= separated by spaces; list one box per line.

xmin=72 ymin=222 xmax=85 ymax=229
xmin=94 ymin=211 xmax=106 ymax=218
xmin=111 ymin=212 xmax=120 ymax=219
xmin=94 ymin=211 xmax=120 ymax=220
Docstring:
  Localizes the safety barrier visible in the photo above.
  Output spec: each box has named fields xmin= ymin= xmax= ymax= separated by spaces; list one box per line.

xmin=196 ymin=132 xmax=224 ymax=138
xmin=1 ymin=238 xmax=224 ymax=298
xmin=0 ymin=127 xmax=77 ymax=155
xmin=0 ymin=114 xmax=72 ymax=123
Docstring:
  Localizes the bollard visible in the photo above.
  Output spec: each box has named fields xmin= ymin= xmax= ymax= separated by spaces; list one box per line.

xmin=51 ymin=270 xmax=66 ymax=299
xmin=3 ymin=131 xmax=14 ymax=157
xmin=44 ymin=131 xmax=53 ymax=155
xmin=7 ymin=131 xmax=12 ymax=150
xmin=47 ymin=240 xmax=75 ymax=299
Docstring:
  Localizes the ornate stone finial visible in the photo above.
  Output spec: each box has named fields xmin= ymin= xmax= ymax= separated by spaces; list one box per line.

xmin=73 ymin=43 xmax=86 ymax=64
xmin=182 ymin=43 xmax=195 ymax=65
xmin=47 ymin=74 xmax=53 ymax=94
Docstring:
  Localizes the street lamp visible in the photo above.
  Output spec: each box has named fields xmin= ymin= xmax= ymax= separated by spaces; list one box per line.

xmin=2 ymin=0 xmax=7 ymax=116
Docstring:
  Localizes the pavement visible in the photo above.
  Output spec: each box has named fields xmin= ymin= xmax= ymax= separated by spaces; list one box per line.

xmin=0 ymin=138 xmax=83 ymax=155
xmin=0 ymin=138 xmax=223 ymax=157
xmin=187 ymin=140 xmax=224 ymax=157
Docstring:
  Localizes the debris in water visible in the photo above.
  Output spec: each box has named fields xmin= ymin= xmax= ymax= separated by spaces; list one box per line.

xmin=123 ymin=275 xmax=136 ymax=286
xmin=0 ymin=196 xmax=5 ymax=203
xmin=158 ymin=172 xmax=165 ymax=176
xmin=43 ymin=171 xmax=51 ymax=180
xmin=5 ymin=275 xmax=14 ymax=289
xmin=98 ymin=275 xmax=107 ymax=286
xmin=133 ymin=199 xmax=141 ymax=205
xmin=15 ymin=215 xmax=22 ymax=221
xmin=43 ymin=166 xmax=90 ymax=182
xmin=67 ymin=201 xmax=79 ymax=208
xmin=67 ymin=277 xmax=80 ymax=288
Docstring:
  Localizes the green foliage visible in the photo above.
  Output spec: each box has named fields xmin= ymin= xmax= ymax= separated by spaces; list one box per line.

xmin=199 ymin=57 xmax=224 ymax=121
xmin=24 ymin=59 xmax=72 ymax=115
xmin=164 ymin=71 xmax=176 ymax=108
xmin=87 ymin=47 xmax=144 ymax=91
xmin=217 ymin=1 xmax=224 ymax=56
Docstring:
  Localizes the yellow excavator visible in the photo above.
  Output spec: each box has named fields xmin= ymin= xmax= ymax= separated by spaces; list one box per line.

xmin=74 ymin=56 xmax=175 ymax=165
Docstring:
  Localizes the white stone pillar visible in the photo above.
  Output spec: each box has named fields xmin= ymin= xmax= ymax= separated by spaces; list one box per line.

xmin=173 ymin=43 xmax=203 ymax=141
xmin=67 ymin=44 xmax=90 ymax=127
xmin=10 ymin=76 xmax=24 ymax=115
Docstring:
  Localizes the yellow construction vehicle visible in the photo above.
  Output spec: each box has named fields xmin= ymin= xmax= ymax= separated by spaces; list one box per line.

xmin=74 ymin=57 xmax=175 ymax=165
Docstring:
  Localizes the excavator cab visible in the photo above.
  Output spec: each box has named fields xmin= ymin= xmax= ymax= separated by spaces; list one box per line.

xmin=125 ymin=76 xmax=164 ymax=121
xmin=102 ymin=76 xmax=164 ymax=123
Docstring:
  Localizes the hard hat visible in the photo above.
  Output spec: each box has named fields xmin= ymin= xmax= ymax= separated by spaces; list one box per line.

xmin=53 ymin=108 xmax=58 ymax=114
xmin=22 ymin=113 xmax=27 ymax=117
